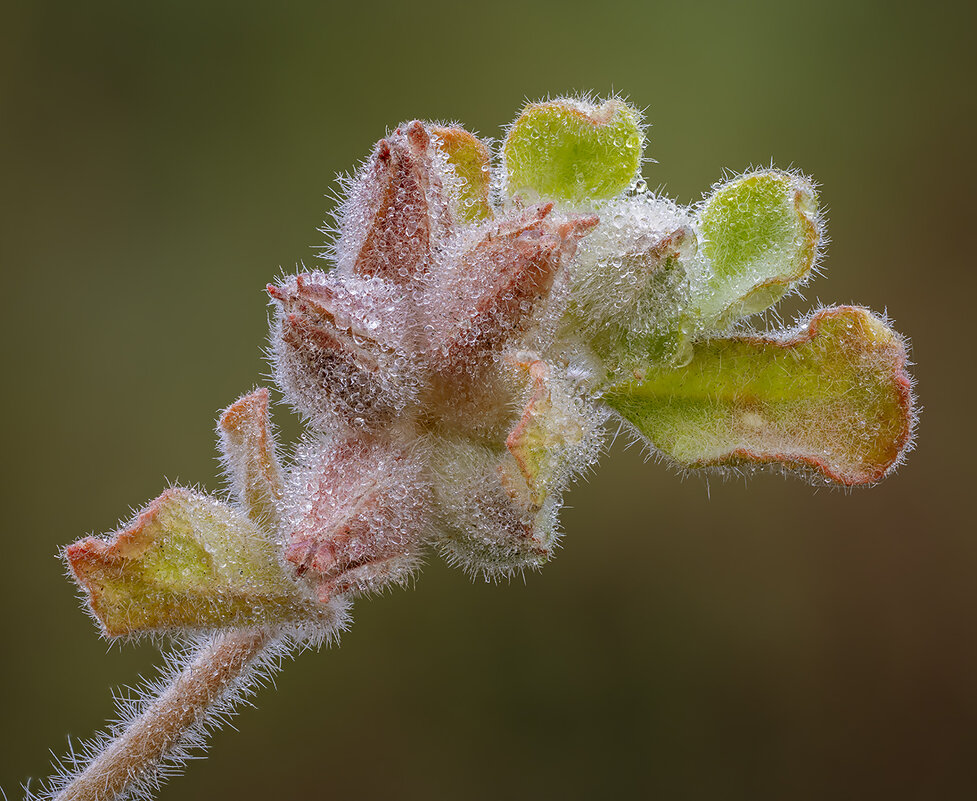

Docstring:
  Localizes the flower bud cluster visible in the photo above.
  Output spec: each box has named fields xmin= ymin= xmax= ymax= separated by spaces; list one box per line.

xmin=269 ymin=119 xmax=604 ymax=594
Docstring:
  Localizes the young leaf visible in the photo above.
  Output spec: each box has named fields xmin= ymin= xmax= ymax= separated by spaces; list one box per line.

xmin=602 ymin=307 xmax=914 ymax=485
xmin=692 ymin=170 xmax=821 ymax=328
xmin=66 ymin=488 xmax=326 ymax=637
xmin=218 ymin=388 xmax=284 ymax=530
xmin=503 ymin=97 xmax=644 ymax=204
xmin=566 ymin=198 xmax=697 ymax=378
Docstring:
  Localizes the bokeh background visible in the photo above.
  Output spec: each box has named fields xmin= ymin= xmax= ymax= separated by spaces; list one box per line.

xmin=2 ymin=1 xmax=975 ymax=798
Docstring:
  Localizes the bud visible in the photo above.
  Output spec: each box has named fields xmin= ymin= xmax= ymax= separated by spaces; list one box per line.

xmin=567 ymin=194 xmax=698 ymax=380
xmin=283 ymin=429 xmax=432 ymax=601
xmin=430 ymin=356 xmax=604 ymax=578
xmin=421 ymin=203 xmax=598 ymax=382
xmin=337 ymin=120 xmax=452 ymax=285
xmin=268 ymin=271 xmax=418 ymax=431
xmin=431 ymin=435 xmax=558 ymax=577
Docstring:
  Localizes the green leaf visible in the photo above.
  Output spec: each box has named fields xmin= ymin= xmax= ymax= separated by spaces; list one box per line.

xmin=66 ymin=488 xmax=325 ymax=637
xmin=602 ymin=307 xmax=915 ymax=485
xmin=432 ymin=126 xmax=492 ymax=222
xmin=693 ymin=170 xmax=822 ymax=327
xmin=503 ymin=97 xmax=643 ymax=204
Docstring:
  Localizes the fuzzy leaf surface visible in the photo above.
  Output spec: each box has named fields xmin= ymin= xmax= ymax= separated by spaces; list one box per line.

xmin=66 ymin=488 xmax=322 ymax=636
xmin=602 ymin=307 xmax=914 ymax=485
xmin=694 ymin=170 xmax=821 ymax=327
xmin=503 ymin=98 xmax=643 ymax=204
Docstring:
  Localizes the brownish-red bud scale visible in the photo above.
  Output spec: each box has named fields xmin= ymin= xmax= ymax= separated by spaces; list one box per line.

xmin=284 ymin=431 xmax=432 ymax=602
xmin=338 ymin=120 xmax=452 ymax=286
xmin=421 ymin=204 xmax=598 ymax=380
xmin=268 ymin=272 xmax=419 ymax=431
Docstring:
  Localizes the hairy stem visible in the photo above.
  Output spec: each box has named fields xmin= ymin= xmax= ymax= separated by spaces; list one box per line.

xmin=54 ymin=628 xmax=273 ymax=801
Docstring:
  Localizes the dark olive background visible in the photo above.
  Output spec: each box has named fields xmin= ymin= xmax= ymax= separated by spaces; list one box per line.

xmin=2 ymin=1 xmax=975 ymax=799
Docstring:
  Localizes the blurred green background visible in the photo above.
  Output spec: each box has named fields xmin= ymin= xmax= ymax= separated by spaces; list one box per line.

xmin=2 ymin=1 xmax=975 ymax=798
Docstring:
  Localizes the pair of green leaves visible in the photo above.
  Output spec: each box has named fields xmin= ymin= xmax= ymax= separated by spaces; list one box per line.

xmin=503 ymin=97 xmax=914 ymax=486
